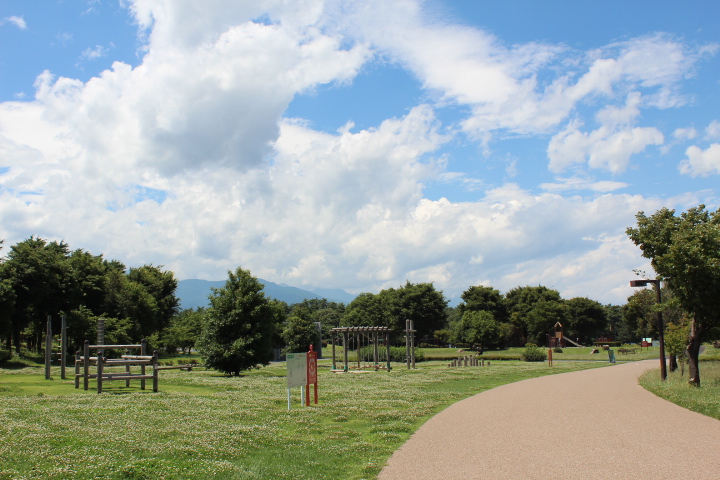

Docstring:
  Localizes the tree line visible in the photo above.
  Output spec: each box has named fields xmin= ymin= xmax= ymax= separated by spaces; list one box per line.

xmin=2 ymin=203 xmax=718 ymax=381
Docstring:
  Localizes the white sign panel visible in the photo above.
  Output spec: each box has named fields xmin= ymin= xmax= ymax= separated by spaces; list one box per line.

xmin=286 ymin=353 xmax=307 ymax=388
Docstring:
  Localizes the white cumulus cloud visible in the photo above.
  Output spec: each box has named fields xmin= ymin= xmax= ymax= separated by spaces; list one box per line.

xmin=679 ymin=144 xmax=720 ymax=177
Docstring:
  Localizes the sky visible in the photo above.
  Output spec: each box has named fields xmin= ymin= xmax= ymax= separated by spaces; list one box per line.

xmin=1 ymin=0 xmax=719 ymax=305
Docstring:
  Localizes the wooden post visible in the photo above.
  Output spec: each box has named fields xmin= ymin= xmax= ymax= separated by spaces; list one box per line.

xmin=140 ymin=339 xmax=147 ymax=390
xmin=60 ymin=315 xmax=67 ymax=380
xmin=45 ymin=315 xmax=52 ymax=380
xmin=97 ymin=354 xmax=104 ymax=394
xmin=386 ymin=331 xmax=391 ymax=371
xmin=331 ymin=332 xmax=336 ymax=370
xmin=343 ymin=331 xmax=349 ymax=372
xmin=74 ymin=351 xmax=80 ymax=388
xmin=373 ymin=331 xmax=379 ymax=366
xmin=83 ymin=340 xmax=90 ymax=391
xmin=152 ymin=350 xmax=158 ymax=392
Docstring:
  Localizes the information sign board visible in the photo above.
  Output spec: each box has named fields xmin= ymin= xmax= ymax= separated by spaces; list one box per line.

xmin=286 ymin=353 xmax=307 ymax=388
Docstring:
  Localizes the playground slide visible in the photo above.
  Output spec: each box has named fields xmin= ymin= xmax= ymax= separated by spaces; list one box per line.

xmin=563 ymin=337 xmax=584 ymax=347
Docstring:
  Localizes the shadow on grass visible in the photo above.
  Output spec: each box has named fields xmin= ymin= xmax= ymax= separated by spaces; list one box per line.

xmin=0 ymin=360 xmax=38 ymax=370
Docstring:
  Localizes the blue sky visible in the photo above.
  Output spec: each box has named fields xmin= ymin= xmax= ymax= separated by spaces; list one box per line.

xmin=1 ymin=0 xmax=719 ymax=305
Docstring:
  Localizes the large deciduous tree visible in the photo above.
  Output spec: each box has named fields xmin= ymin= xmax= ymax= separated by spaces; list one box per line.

xmin=282 ymin=306 xmax=320 ymax=354
xmin=381 ymin=281 xmax=448 ymax=340
xmin=458 ymin=285 xmax=508 ymax=323
xmin=453 ymin=310 xmax=503 ymax=349
xmin=627 ymin=204 xmax=720 ymax=386
xmin=504 ymin=286 xmax=564 ymax=345
xmin=0 ymin=237 xmax=73 ymax=352
xmin=566 ymin=297 xmax=607 ymax=345
xmin=198 ymin=267 xmax=281 ymax=376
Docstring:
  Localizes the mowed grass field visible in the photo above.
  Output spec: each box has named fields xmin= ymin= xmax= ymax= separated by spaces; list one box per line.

xmin=1 ymin=357 xmax=607 ymax=480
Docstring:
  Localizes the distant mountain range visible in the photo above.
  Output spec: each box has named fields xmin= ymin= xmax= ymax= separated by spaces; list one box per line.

xmin=176 ymin=279 xmax=357 ymax=310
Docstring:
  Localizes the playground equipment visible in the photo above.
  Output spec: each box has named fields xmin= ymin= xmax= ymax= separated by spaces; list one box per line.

xmin=546 ymin=322 xmax=584 ymax=348
xmin=330 ymin=320 xmax=418 ymax=372
xmin=75 ymin=340 xmax=159 ymax=393
xmin=330 ymin=326 xmax=392 ymax=372
xmin=447 ymin=355 xmax=485 ymax=367
xmin=404 ymin=319 xmax=416 ymax=369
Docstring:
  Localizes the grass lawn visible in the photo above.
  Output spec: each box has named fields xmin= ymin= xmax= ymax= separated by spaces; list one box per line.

xmin=639 ymin=360 xmax=720 ymax=421
xmin=419 ymin=345 xmax=706 ymax=362
xmin=1 ymin=358 xmax=607 ymax=480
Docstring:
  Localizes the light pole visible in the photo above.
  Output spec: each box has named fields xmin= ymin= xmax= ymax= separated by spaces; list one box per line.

xmin=630 ymin=279 xmax=667 ymax=380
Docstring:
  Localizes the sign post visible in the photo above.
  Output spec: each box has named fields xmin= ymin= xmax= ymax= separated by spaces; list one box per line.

xmin=286 ymin=345 xmax=320 ymax=410
xmin=306 ymin=345 xmax=318 ymax=406
xmin=286 ymin=352 xmax=307 ymax=410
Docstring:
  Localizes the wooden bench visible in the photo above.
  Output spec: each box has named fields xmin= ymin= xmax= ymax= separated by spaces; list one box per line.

xmin=617 ymin=348 xmax=638 ymax=355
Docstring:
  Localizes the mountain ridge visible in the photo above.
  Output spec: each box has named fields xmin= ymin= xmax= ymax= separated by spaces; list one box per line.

xmin=176 ymin=278 xmax=356 ymax=309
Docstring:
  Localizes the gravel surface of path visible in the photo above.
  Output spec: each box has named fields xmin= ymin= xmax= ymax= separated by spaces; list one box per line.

xmin=378 ymin=360 xmax=720 ymax=480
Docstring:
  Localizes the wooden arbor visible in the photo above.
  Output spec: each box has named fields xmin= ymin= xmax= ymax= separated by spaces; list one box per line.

xmin=330 ymin=327 xmax=392 ymax=372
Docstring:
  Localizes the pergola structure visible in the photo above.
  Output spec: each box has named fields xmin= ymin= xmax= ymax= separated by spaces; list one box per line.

xmin=330 ymin=326 xmax=392 ymax=372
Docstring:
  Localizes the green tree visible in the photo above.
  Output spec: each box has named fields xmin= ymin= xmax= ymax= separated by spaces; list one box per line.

xmin=458 ymin=285 xmax=508 ymax=323
xmin=342 ymin=293 xmax=389 ymax=328
xmin=505 ymin=286 xmax=563 ymax=345
xmin=664 ymin=317 xmax=690 ymax=373
xmin=526 ymin=300 xmax=568 ymax=345
xmin=127 ymin=265 xmax=180 ymax=334
xmin=66 ymin=249 xmax=123 ymax=316
xmin=198 ymin=267 xmax=281 ymax=376
xmin=604 ymin=304 xmax=631 ymax=344
xmin=566 ymin=297 xmax=607 ymax=344
xmin=381 ymin=281 xmax=448 ymax=340
xmin=159 ymin=308 xmax=206 ymax=354
xmin=627 ymin=204 xmax=720 ymax=386
xmin=103 ymin=270 xmax=159 ymax=341
xmin=0 ymin=237 xmax=73 ymax=352
xmin=282 ymin=306 xmax=320 ymax=354
xmin=453 ymin=310 xmax=502 ymax=349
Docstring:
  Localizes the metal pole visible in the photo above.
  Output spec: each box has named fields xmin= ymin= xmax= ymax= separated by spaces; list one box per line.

xmin=655 ymin=281 xmax=667 ymax=381
xmin=61 ymin=315 xmax=67 ymax=379
xmin=410 ymin=320 xmax=416 ymax=369
xmin=406 ymin=319 xmax=411 ymax=369
xmin=45 ymin=315 xmax=52 ymax=379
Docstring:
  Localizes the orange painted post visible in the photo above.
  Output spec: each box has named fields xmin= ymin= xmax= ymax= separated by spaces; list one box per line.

xmin=548 ymin=349 xmax=553 ymax=367
xmin=306 ymin=345 xmax=318 ymax=406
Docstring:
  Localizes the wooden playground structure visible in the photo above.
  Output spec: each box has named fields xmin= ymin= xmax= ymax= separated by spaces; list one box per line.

xmin=74 ymin=339 xmax=159 ymax=393
xmin=329 ymin=320 xmax=418 ymax=372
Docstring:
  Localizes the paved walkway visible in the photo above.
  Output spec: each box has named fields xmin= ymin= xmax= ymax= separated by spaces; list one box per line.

xmin=378 ymin=361 xmax=720 ymax=479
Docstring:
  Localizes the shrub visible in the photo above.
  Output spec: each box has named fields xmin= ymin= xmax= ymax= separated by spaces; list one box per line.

xmin=553 ymin=347 xmax=563 ymax=353
xmin=522 ymin=343 xmax=547 ymax=362
xmin=357 ymin=346 xmax=424 ymax=363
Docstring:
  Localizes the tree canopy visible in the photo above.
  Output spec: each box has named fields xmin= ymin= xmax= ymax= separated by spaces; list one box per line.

xmin=627 ymin=204 xmax=720 ymax=386
xmin=0 ymin=237 xmax=179 ymax=354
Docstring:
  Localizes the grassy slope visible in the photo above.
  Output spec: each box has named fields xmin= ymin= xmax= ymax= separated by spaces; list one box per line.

xmin=639 ymin=361 xmax=720 ymax=421
xmin=1 ymin=359 xmax=606 ymax=480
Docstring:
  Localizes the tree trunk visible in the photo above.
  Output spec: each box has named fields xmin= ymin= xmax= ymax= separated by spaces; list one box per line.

xmin=686 ymin=317 xmax=703 ymax=387
xmin=669 ymin=354 xmax=678 ymax=372
xmin=12 ymin=324 xmax=21 ymax=354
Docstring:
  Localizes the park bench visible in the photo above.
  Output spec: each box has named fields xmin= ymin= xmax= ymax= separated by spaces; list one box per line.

xmin=617 ymin=348 xmax=638 ymax=354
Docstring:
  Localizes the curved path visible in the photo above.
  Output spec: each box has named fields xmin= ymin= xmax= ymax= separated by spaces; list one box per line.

xmin=378 ymin=361 xmax=720 ymax=480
